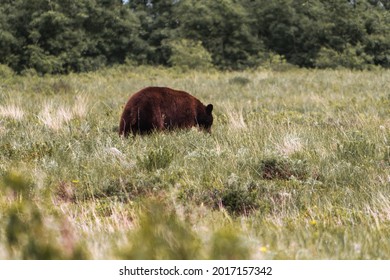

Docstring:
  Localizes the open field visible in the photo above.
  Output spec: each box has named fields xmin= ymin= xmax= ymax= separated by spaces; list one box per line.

xmin=1 ymin=67 xmax=390 ymax=259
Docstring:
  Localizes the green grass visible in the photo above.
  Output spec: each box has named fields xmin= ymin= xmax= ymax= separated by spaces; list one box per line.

xmin=1 ymin=66 xmax=390 ymax=259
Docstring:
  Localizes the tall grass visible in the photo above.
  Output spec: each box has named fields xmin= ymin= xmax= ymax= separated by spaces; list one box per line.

xmin=1 ymin=67 xmax=389 ymax=259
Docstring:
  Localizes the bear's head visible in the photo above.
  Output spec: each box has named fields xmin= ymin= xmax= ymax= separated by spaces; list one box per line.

xmin=198 ymin=104 xmax=213 ymax=133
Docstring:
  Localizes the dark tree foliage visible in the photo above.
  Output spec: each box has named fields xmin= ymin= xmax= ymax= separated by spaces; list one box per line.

xmin=0 ymin=0 xmax=388 ymax=74
xmin=250 ymin=0 xmax=389 ymax=68
xmin=127 ymin=0 xmax=180 ymax=65
xmin=173 ymin=0 xmax=265 ymax=70
xmin=0 ymin=0 xmax=143 ymax=73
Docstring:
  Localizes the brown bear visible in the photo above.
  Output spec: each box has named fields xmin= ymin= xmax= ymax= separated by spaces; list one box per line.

xmin=119 ymin=86 xmax=213 ymax=137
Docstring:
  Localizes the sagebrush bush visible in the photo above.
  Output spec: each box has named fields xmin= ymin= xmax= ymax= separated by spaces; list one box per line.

xmin=218 ymin=182 xmax=260 ymax=215
xmin=138 ymin=146 xmax=175 ymax=171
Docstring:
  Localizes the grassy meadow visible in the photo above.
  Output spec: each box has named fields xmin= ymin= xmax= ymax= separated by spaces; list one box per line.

xmin=0 ymin=66 xmax=389 ymax=259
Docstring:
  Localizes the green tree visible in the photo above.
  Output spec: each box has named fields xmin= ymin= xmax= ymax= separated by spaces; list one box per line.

xmin=315 ymin=0 xmax=389 ymax=68
xmin=127 ymin=0 xmax=179 ymax=65
xmin=83 ymin=0 xmax=143 ymax=67
xmin=0 ymin=0 xmax=144 ymax=74
xmin=175 ymin=0 xmax=264 ymax=69
xmin=249 ymin=0 xmax=389 ymax=68
xmin=362 ymin=2 xmax=390 ymax=67
xmin=0 ymin=0 xmax=389 ymax=72
xmin=0 ymin=3 xmax=20 ymax=69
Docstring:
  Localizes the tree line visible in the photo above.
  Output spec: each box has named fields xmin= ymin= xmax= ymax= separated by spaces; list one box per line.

xmin=0 ymin=0 xmax=389 ymax=74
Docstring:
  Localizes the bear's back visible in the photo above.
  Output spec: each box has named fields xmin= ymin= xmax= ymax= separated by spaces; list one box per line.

xmin=130 ymin=86 xmax=194 ymax=102
xmin=128 ymin=87 xmax=199 ymax=111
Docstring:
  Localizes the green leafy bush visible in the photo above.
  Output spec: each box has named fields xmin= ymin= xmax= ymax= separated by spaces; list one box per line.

xmin=258 ymin=52 xmax=297 ymax=71
xmin=0 ymin=64 xmax=14 ymax=78
xmin=315 ymin=45 xmax=374 ymax=70
xmin=166 ymin=39 xmax=213 ymax=71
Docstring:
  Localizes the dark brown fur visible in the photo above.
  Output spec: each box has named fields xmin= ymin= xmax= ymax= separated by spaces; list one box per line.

xmin=119 ymin=87 xmax=213 ymax=137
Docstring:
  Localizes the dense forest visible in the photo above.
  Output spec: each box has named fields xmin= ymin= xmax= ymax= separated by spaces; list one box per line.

xmin=0 ymin=0 xmax=389 ymax=74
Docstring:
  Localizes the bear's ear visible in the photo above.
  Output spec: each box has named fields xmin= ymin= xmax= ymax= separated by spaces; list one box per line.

xmin=206 ymin=104 xmax=213 ymax=115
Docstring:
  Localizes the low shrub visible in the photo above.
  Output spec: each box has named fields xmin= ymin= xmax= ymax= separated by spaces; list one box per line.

xmin=314 ymin=45 xmax=374 ymax=70
xmin=229 ymin=76 xmax=251 ymax=86
xmin=258 ymin=157 xmax=309 ymax=180
xmin=180 ymin=178 xmax=261 ymax=216
xmin=165 ymin=39 xmax=213 ymax=71
xmin=138 ymin=146 xmax=174 ymax=171
xmin=0 ymin=64 xmax=14 ymax=79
